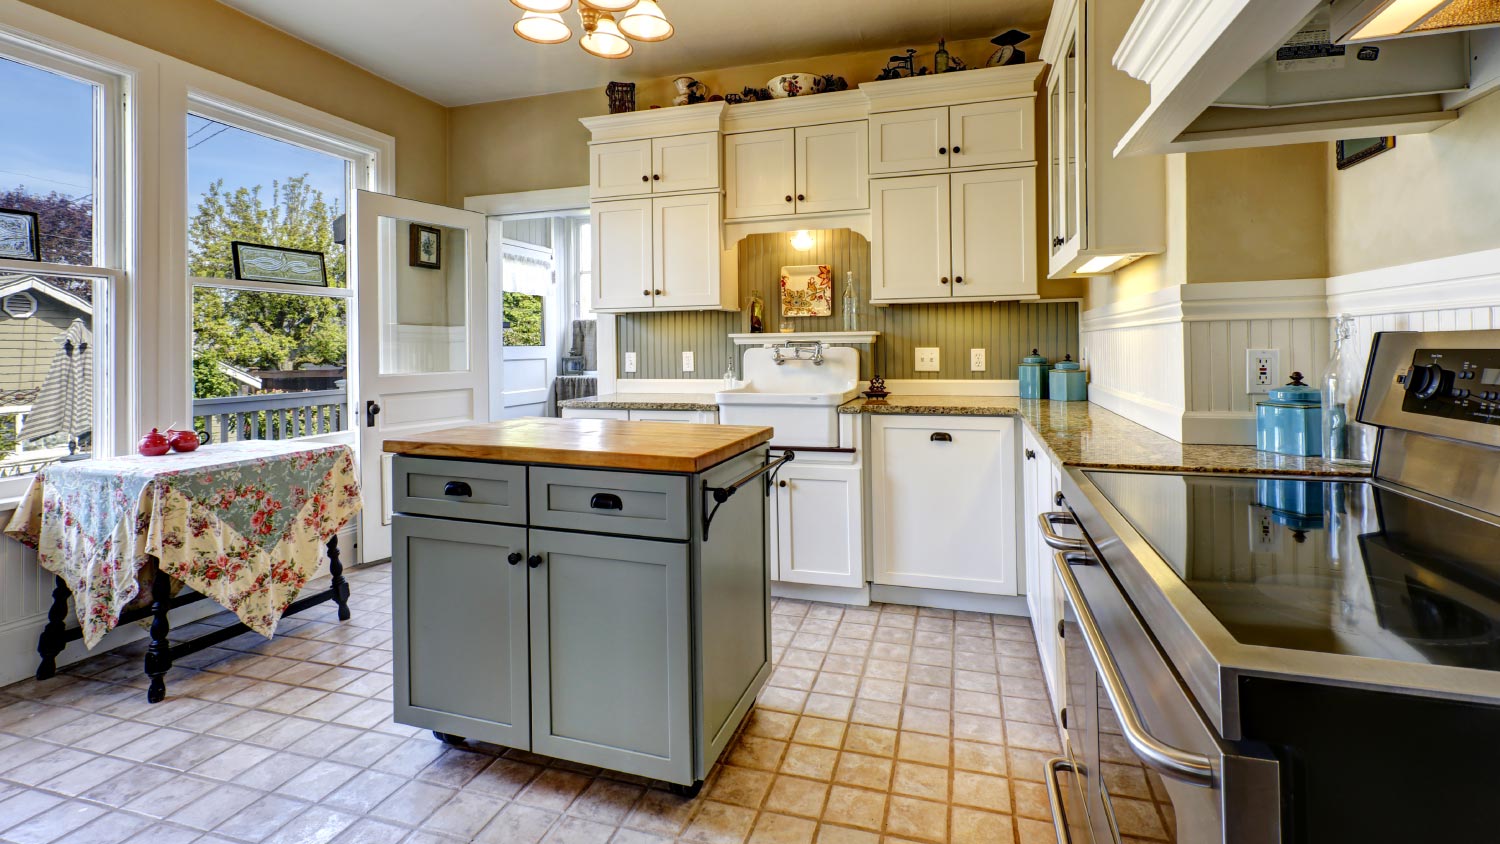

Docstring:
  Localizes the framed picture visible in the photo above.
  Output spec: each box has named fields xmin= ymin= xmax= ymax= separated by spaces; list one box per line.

xmin=410 ymin=224 xmax=442 ymax=269
xmin=0 ymin=208 xmax=41 ymax=262
xmin=1335 ymin=136 xmax=1395 ymax=170
xmin=230 ymin=241 xmax=329 ymax=286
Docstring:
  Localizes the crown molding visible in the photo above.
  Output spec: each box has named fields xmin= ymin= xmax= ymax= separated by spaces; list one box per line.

xmin=860 ymin=62 xmax=1044 ymax=112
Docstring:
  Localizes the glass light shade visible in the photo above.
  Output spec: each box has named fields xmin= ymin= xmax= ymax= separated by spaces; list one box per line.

xmin=790 ymin=230 xmax=815 ymax=251
xmin=582 ymin=0 xmax=637 ymax=11
xmin=514 ymin=12 xmax=572 ymax=43
xmin=580 ymin=13 xmax=633 ymax=58
xmin=510 ymin=0 xmax=572 ymax=13
xmin=619 ymin=0 xmax=673 ymax=41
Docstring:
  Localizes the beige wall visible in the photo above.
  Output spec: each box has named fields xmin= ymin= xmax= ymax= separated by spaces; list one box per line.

xmin=22 ymin=0 xmax=450 ymax=203
xmin=1328 ymin=90 xmax=1500 ymax=276
xmin=445 ymin=35 xmax=1013 ymax=202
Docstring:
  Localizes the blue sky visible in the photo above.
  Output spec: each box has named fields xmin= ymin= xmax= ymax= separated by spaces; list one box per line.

xmin=3 ymin=56 xmax=348 ymax=212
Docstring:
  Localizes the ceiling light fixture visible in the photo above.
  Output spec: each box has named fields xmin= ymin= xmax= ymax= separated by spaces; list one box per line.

xmin=790 ymin=230 xmax=815 ymax=251
xmin=619 ymin=0 xmax=673 ymax=41
xmin=580 ymin=7 xmax=633 ymax=59
xmin=511 ymin=0 xmax=573 ymax=13
xmin=515 ymin=11 xmax=572 ymax=44
xmin=511 ymin=0 xmax=673 ymax=58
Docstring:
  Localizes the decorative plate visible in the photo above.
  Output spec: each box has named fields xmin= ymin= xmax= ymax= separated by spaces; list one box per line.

xmin=780 ymin=264 xmax=833 ymax=318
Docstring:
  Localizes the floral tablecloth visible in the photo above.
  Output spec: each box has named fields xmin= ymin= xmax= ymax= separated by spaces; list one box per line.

xmin=3 ymin=441 xmax=361 ymax=648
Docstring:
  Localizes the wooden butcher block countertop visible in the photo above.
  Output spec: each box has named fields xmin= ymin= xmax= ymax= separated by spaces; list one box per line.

xmin=383 ymin=418 xmax=773 ymax=474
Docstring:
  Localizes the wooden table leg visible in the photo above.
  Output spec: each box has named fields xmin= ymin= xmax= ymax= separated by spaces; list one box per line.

xmin=144 ymin=567 xmax=174 ymax=703
xmin=328 ymin=536 xmax=351 ymax=621
xmin=35 ymin=577 xmax=71 ymax=680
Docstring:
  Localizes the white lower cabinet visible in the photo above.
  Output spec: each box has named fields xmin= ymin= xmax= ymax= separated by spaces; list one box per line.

xmin=560 ymin=408 xmax=717 ymax=424
xmin=870 ymin=416 xmax=1019 ymax=595
xmin=768 ymin=461 xmax=864 ymax=589
xmin=1021 ymin=425 xmax=1065 ymax=716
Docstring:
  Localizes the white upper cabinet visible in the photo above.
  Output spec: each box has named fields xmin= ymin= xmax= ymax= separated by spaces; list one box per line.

xmin=652 ymin=192 xmax=721 ymax=309
xmin=868 ymin=107 xmax=949 ymax=174
xmin=724 ymin=122 xmax=868 ymax=219
xmin=870 ymin=174 xmax=950 ymax=302
xmin=794 ymin=122 xmax=869 ymax=214
xmin=591 ymin=198 xmax=653 ymax=310
xmin=952 ymin=167 xmax=1035 ymax=300
xmin=1043 ymin=0 xmax=1164 ymax=279
xmin=948 ymin=100 xmax=1032 ymax=167
xmin=724 ymin=129 xmax=795 ymax=219
xmin=589 ymin=132 xmax=720 ymax=199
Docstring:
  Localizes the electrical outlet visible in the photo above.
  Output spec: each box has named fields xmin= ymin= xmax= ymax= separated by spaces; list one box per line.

xmin=970 ymin=348 xmax=986 ymax=372
xmin=1247 ymin=349 xmax=1280 ymax=394
xmin=681 ymin=351 xmax=695 ymax=373
xmin=915 ymin=347 xmax=940 ymax=372
xmin=624 ymin=352 xmax=637 ymax=373
xmin=1250 ymin=507 xmax=1281 ymax=553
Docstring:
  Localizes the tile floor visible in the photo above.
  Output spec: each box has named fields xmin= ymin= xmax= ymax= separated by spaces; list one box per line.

xmin=0 ymin=563 xmax=1068 ymax=844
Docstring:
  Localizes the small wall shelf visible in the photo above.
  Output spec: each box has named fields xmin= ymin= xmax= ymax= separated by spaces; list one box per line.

xmin=729 ymin=331 xmax=880 ymax=346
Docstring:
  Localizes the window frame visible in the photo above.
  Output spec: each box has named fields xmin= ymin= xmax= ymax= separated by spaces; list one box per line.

xmin=0 ymin=31 xmax=128 ymax=501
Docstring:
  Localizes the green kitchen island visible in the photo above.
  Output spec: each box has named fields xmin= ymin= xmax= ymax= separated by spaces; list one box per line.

xmin=383 ymin=417 xmax=779 ymax=796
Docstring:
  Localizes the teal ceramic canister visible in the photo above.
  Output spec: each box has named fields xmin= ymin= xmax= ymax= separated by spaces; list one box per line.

xmin=1256 ymin=373 xmax=1323 ymax=456
xmin=1048 ymin=354 xmax=1088 ymax=402
xmin=1019 ymin=349 xmax=1051 ymax=399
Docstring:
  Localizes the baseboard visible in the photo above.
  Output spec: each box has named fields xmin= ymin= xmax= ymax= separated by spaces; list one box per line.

xmin=1085 ymin=384 xmax=1184 ymax=441
xmin=869 ymin=584 xmax=1029 ymax=617
xmin=771 ymin=581 xmax=870 ymax=606
xmin=1181 ymin=410 xmax=1258 ymax=445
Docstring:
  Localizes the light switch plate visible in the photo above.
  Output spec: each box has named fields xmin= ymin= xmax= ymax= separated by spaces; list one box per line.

xmin=970 ymin=348 xmax=986 ymax=372
xmin=624 ymin=352 xmax=637 ymax=373
xmin=1247 ymin=349 xmax=1279 ymax=394
xmin=681 ymin=351 xmax=695 ymax=373
xmin=915 ymin=347 xmax=940 ymax=372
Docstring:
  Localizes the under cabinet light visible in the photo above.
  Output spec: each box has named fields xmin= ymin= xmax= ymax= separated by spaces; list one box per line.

xmin=1077 ymin=255 xmax=1128 ymax=274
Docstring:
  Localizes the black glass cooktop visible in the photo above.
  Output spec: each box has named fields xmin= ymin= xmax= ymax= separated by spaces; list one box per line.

xmin=1085 ymin=471 xmax=1500 ymax=670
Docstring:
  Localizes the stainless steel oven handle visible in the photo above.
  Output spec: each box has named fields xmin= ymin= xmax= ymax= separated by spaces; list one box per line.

xmin=1044 ymin=757 xmax=1076 ymax=844
xmin=1039 ymin=512 xmax=1088 ymax=551
xmin=1052 ymin=550 xmax=1217 ymax=787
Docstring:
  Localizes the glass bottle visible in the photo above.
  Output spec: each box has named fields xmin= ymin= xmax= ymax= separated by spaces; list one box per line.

xmin=842 ymin=271 xmax=859 ymax=331
xmin=1321 ymin=314 xmax=1374 ymax=466
xmin=748 ymin=290 xmax=765 ymax=333
xmin=934 ymin=39 xmax=951 ymax=74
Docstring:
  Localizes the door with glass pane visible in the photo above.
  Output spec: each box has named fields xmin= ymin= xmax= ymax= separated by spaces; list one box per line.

xmin=355 ymin=190 xmax=490 ymax=562
xmin=495 ymin=218 xmax=560 ymax=418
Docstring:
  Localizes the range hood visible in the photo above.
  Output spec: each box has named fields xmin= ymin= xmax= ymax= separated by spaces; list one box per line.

xmin=1332 ymin=0 xmax=1500 ymax=43
xmin=1111 ymin=0 xmax=1500 ymax=155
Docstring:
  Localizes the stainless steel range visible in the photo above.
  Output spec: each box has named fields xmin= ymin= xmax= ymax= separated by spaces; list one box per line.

xmin=1041 ymin=329 xmax=1500 ymax=844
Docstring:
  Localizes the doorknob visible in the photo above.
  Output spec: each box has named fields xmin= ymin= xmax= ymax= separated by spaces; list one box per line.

xmin=365 ymin=400 xmax=380 ymax=427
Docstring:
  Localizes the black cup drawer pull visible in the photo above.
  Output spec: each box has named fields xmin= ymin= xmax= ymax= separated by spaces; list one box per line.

xmin=589 ymin=492 xmax=624 ymax=511
xmin=930 ymin=432 xmax=953 ymax=443
xmin=443 ymin=481 xmax=472 ymax=498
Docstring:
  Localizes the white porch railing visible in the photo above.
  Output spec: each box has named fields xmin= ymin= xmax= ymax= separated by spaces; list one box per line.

xmin=193 ymin=389 xmax=347 ymax=443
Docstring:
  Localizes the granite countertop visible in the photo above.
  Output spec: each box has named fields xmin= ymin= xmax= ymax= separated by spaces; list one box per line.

xmin=842 ymin=396 xmax=1369 ymax=477
xmin=559 ymin=393 xmax=721 ymax=412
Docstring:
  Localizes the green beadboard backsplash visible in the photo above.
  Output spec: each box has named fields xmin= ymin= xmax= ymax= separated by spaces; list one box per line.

xmin=615 ymin=229 xmax=1079 ymax=381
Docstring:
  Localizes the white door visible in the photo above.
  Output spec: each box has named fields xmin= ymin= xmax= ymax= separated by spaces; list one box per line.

xmin=774 ymin=464 xmax=864 ymax=589
xmin=795 ymin=122 xmax=869 ymax=214
xmin=495 ymin=233 xmax=558 ymax=418
xmin=355 ymin=190 xmax=491 ymax=562
xmin=870 ymin=174 xmax=950 ymax=302
xmin=652 ymin=132 xmax=720 ymax=194
xmin=590 ymin=139 xmax=652 ymax=198
xmin=951 ymin=167 xmax=1036 ymax=299
xmin=949 ymin=100 xmax=1033 ymax=168
xmin=725 ymin=129 xmax=795 ymax=219
xmin=652 ymin=193 xmax=721 ymax=309
xmin=871 ymin=416 xmax=1018 ymax=595
xmin=591 ymin=198 xmax=652 ymax=311
xmin=869 ymin=107 xmax=949 ymax=174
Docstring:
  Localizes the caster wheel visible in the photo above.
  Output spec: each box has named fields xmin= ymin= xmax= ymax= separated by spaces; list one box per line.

xmin=432 ymin=731 xmax=467 ymax=746
xmin=668 ymin=780 xmax=703 ymax=798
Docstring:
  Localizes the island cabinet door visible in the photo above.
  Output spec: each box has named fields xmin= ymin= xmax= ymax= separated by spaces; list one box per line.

xmin=527 ymin=528 xmax=694 ymax=784
xmin=392 ymin=515 xmax=531 ymax=749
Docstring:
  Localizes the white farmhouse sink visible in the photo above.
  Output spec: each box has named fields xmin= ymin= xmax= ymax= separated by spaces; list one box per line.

xmin=716 ymin=345 xmax=860 ymax=447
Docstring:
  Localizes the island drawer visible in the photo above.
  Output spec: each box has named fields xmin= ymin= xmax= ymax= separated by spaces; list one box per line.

xmin=529 ymin=467 xmax=689 ymax=540
xmin=393 ymin=456 xmax=527 ymax=525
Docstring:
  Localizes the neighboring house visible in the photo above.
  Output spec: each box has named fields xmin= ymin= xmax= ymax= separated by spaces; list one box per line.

xmin=0 ymin=277 xmax=93 ymax=469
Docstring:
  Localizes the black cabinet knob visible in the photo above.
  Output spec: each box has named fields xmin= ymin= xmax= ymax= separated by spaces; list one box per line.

xmin=785 ymin=195 xmax=793 ymax=202
xmin=1025 ymin=449 xmax=1036 ymax=460
xmin=797 ymin=194 xmax=805 ymax=201
xmin=655 ymin=289 xmax=663 ymax=295
xmin=939 ymin=147 xmax=947 ymax=155
xmin=643 ymin=290 xmax=651 ymax=296
xmin=778 ymin=480 xmax=788 ymax=488
xmin=954 ymin=276 xmax=964 ymax=284
xmin=528 ymin=554 xmax=543 ymax=569
xmin=940 ymin=277 xmax=949 ymax=285
xmin=652 ymin=173 xmax=660 ymax=181
xmin=443 ymin=481 xmax=472 ymax=498
xmin=508 ymin=552 xmax=523 ymax=566
xmin=953 ymin=145 xmax=962 ymax=153
xmin=641 ymin=175 xmax=649 ymax=182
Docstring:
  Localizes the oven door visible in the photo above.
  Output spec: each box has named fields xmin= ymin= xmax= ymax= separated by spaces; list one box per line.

xmin=1052 ymin=550 xmax=1280 ymax=844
